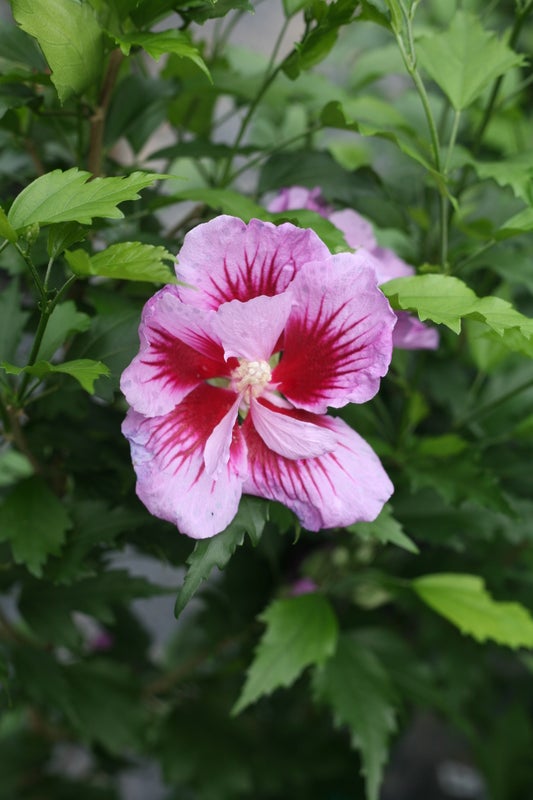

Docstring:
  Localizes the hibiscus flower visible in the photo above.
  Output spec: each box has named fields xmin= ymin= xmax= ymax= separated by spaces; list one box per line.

xmin=268 ymin=186 xmax=439 ymax=350
xmin=121 ymin=216 xmax=395 ymax=539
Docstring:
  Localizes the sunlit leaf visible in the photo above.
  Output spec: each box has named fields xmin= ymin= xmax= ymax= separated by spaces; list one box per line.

xmin=66 ymin=241 xmax=176 ymax=283
xmin=413 ymin=573 xmax=533 ymax=648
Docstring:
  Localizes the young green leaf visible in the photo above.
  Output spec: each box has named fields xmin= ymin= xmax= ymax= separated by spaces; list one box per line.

xmin=7 ymin=169 xmax=162 ymax=230
xmin=36 ymin=301 xmax=91 ymax=362
xmin=0 ymin=206 xmax=18 ymax=242
xmin=382 ymin=274 xmax=533 ymax=356
xmin=10 ymin=0 xmax=104 ymax=103
xmin=112 ymin=30 xmax=211 ymax=80
xmin=233 ymin=593 xmax=338 ymax=714
xmin=2 ymin=359 xmax=110 ymax=394
xmin=66 ymin=241 xmax=176 ymax=283
xmin=174 ymin=496 xmax=268 ymax=617
xmin=313 ymin=634 xmax=398 ymax=800
xmin=417 ymin=12 xmax=524 ymax=110
xmin=413 ymin=573 xmax=533 ymax=648
xmin=283 ymin=0 xmax=315 ymax=17
xmin=348 ymin=504 xmax=419 ymax=554
xmin=0 ymin=476 xmax=71 ymax=576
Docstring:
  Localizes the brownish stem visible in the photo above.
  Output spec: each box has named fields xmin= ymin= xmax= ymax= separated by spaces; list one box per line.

xmin=87 ymin=49 xmax=124 ymax=176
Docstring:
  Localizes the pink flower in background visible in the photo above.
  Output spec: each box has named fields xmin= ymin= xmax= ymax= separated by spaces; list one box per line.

xmin=121 ymin=215 xmax=395 ymax=539
xmin=268 ymin=187 xmax=439 ymax=350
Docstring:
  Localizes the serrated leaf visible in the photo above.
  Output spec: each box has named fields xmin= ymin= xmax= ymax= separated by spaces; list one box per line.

xmin=8 ymin=169 xmax=162 ymax=229
xmin=0 ymin=280 xmax=28 ymax=365
xmin=417 ymin=12 xmax=524 ymax=110
xmin=2 ymin=358 xmax=110 ymax=393
xmin=382 ymin=275 xmax=533 ymax=356
xmin=10 ymin=0 xmax=104 ymax=102
xmin=0 ymin=206 xmax=18 ymax=242
xmin=36 ymin=300 xmax=91 ymax=362
xmin=233 ymin=593 xmax=338 ymax=714
xmin=113 ymin=30 xmax=211 ymax=80
xmin=468 ymin=154 xmax=533 ymax=204
xmin=313 ymin=634 xmax=398 ymax=800
xmin=348 ymin=504 xmax=419 ymax=554
xmin=0 ymin=476 xmax=71 ymax=576
xmin=413 ymin=573 xmax=533 ymax=648
xmin=174 ymin=497 xmax=267 ymax=617
xmin=66 ymin=241 xmax=176 ymax=283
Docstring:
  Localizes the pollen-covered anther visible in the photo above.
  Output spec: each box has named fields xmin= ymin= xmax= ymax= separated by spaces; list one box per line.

xmin=232 ymin=359 xmax=272 ymax=399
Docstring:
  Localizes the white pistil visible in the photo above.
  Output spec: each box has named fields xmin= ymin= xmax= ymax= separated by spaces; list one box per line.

xmin=232 ymin=359 xmax=272 ymax=401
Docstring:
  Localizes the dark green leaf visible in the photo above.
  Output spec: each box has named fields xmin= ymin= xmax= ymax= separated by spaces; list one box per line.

xmin=0 ymin=476 xmax=71 ymax=576
xmin=313 ymin=634 xmax=398 ymax=800
xmin=36 ymin=301 xmax=91 ymax=362
xmin=113 ymin=30 xmax=211 ymax=80
xmin=174 ymin=497 xmax=268 ymax=616
xmin=0 ymin=280 xmax=28 ymax=364
xmin=233 ymin=593 xmax=338 ymax=714
xmin=348 ymin=504 xmax=419 ymax=554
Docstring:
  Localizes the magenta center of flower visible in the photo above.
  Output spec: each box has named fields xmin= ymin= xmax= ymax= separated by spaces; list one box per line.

xmin=232 ymin=359 xmax=272 ymax=400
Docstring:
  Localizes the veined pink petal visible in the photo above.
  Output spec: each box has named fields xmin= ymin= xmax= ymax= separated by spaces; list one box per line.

xmin=242 ymin=412 xmax=393 ymax=530
xmin=250 ymin=397 xmax=337 ymax=459
xmin=213 ymin=292 xmax=293 ymax=361
xmin=329 ymin=208 xmax=377 ymax=251
xmin=204 ymin=394 xmax=241 ymax=478
xmin=392 ymin=311 xmax=440 ymax=350
xmin=274 ymin=252 xmax=396 ymax=413
xmin=267 ymin=186 xmax=332 ymax=217
xmin=120 ymin=287 xmax=228 ymax=418
xmin=122 ymin=385 xmax=247 ymax=539
xmin=175 ymin=215 xmax=330 ymax=309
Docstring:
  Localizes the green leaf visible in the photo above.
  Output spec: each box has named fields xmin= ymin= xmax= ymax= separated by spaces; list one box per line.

xmin=320 ymin=100 xmax=431 ymax=170
xmin=66 ymin=241 xmax=176 ymax=283
xmin=10 ymin=0 xmax=104 ymax=102
xmin=36 ymin=301 xmax=91 ymax=362
xmin=348 ymin=504 xmax=419 ymax=554
xmin=174 ymin=497 xmax=268 ymax=617
xmin=417 ymin=12 xmax=524 ymax=110
xmin=7 ymin=169 xmax=162 ymax=230
xmin=0 ymin=476 xmax=71 ymax=576
xmin=113 ymin=30 xmax=211 ymax=80
xmin=313 ymin=634 xmax=398 ymax=800
xmin=468 ymin=153 xmax=533 ymax=205
xmin=2 ymin=358 xmax=110 ymax=394
xmin=382 ymin=274 xmax=533 ymax=356
xmin=0 ymin=206 xmax=18 ymax=242
xmin=413 ymin=573 xmax=533 ymax=648
xmin=0 ymin=449 xmax=34 ymax=489
xmin=0 ymin=280 xmax=29 ymax=364
xmin=233 ymin=593 xmax=338 ymax=714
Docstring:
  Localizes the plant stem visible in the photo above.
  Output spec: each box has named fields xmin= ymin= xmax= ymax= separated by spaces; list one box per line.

xmin=15 ymin=244 xmax=46 ymax=302
xmin=219 ymin=17 xmax=291 ymax=187
xmin=87 ymin=49 xmax=124 ymax=176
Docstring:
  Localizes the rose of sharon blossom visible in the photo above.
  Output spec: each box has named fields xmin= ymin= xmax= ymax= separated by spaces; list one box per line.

xmin=268 ymin=187 xmax=438 ymax=350
xmin=121 ymin=215 xmax=396 ymax=539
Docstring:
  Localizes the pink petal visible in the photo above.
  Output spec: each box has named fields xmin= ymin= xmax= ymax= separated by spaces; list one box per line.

xmin=213 ymin=292 xmax=293 ymax=361
xmin=273 ymin=252 xmax=396 ymax=414
xmin=392 ymin=311 xmax=440 ymax=350
xmin=329 ymin=208 xmax=377 ymax=251
xmin=267 ymin=186 xmax=332 ymax=217
xmin=122 ymin=385 xmax=247 ymax=539
xmin=120 ymin=287 xmax=228 ymax=418
xmin=204 ymin=395 xmax=241 ymax=478
xmin=250 ymin=398 xmax=337 ymax=459
xmin=242 ymin=412 xmax=393 ymax=530
xmin=175 ymin=215 xmax=330 ymax=310
xmin=372 ymin=246 xmax=414 ymax=282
